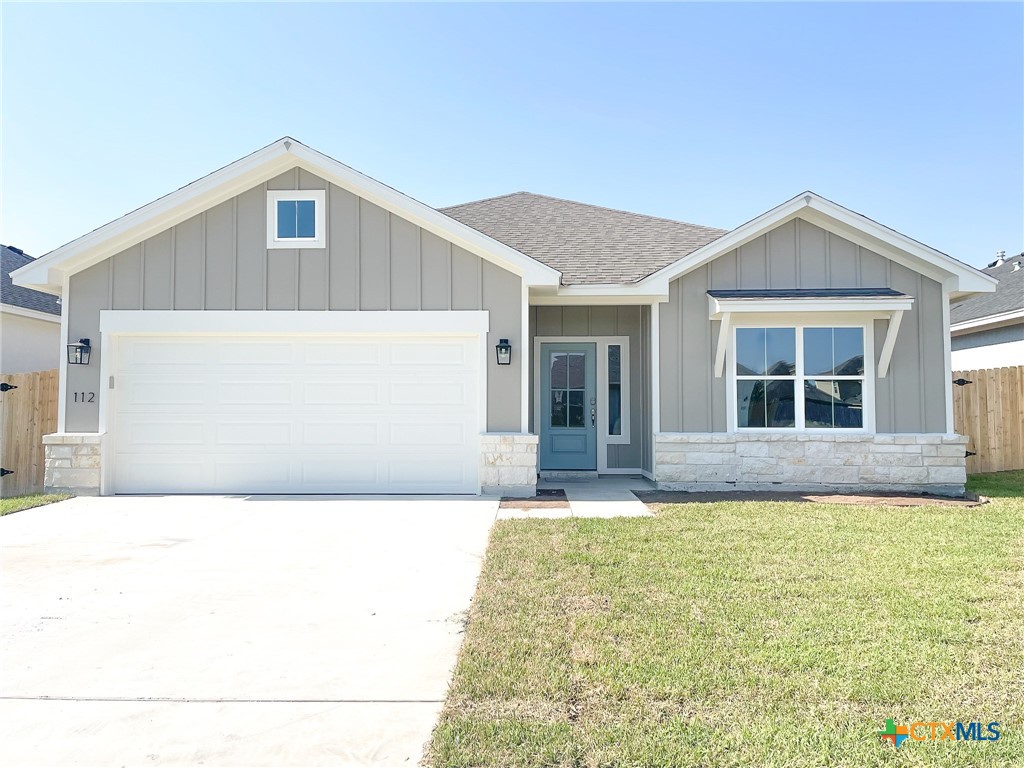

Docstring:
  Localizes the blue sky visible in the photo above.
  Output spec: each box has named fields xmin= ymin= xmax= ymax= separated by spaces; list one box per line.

xmin=2 ymin=2 xmax=1021 ymax=268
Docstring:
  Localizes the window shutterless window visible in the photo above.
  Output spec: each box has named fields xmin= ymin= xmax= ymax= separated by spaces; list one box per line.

xmin=266 ymin=190 xmax=326 ymax=248
xmin=733 ymin=325 xmax=868 ymax=431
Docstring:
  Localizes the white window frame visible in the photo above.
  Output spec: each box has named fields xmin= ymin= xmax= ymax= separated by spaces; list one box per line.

xmin=266 ymin=189 xmax=326 ymax=249
xmin=726 ymin=315 xmax=876 ymax=434
xmin=532 ymin=335 xmax=631 ymax=472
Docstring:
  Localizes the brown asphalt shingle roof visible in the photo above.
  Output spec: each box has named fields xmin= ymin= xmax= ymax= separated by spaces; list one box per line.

xmin=439 ymin=192 xmax=727 ymax=285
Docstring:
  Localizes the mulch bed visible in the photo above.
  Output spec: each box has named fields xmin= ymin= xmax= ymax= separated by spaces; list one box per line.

xmin=634 ymin=490 xmax=985 ymax=508
xmin=499 ymin=488 xmax=569 ymax=509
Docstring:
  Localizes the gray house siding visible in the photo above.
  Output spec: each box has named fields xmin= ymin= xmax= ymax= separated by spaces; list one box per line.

xmin=952 ymin=323 xmax=1024 ymax=351
xmin=658 ymin=218 xmax=948 ymax=434
xmin=528 ymin=305 xmax=651 ymax=470
xmin=65 ymin=168 xmax=523 ymax=433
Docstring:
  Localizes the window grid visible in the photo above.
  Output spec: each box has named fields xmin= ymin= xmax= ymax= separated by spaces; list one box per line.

xmin=734 ymin=325 xmax=867 ymax=431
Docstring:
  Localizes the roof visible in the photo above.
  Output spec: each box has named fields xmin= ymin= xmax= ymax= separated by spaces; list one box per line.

xmin=440 ymin=192 xmax=727 ymax=285
xmin=1 ymin=245 xmax=61 ymax=315
xmin=707 ymin=288 xmax=910 ymax=300
xmin=950 ymin=255 xmax=1024 ymax=326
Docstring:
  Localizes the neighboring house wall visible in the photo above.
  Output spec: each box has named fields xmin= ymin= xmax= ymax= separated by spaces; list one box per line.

xmin=64 ymin=168 xmax=523 ymax=434
xmin=0 ymin=310 xmax=60 ymax=373
xmin=528 ymin=304 xmax=652 ymax=472
xmin=951 ymin=324 xmax=1024 ymax=369
xmin=658 ymin=218 xmax=948 ymax=434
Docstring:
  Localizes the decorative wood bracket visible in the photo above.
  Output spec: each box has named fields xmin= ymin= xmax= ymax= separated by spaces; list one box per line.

xmin=714 ymin=312 xmax=731 ymax=378
xmin=877 ymin=310 xmax=904 ymax=378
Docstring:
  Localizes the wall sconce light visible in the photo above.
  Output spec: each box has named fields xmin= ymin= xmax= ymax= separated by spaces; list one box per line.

xmin=495 ymin=338 xmax=512 ymax=366
xmin=67 ymin=338 xmax=92 ymax=365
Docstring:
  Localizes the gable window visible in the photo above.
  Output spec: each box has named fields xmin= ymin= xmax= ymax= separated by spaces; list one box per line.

xmin=266 ymin=190 xmax=325 ymax=248
xmin=734 ymin=325 xmax=868 ymax=431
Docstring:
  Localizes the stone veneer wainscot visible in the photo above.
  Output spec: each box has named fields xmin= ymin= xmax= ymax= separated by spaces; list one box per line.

xmin=655 ymin=433 xmax=969 ymax=496
xmin=43 ymin=433 xmax=104 ymax=495
xmin=480 ymin=433 xmax=538 ymax=498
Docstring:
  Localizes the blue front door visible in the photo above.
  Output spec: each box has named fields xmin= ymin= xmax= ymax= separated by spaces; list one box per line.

xmin=540 ymin=343 xmax=597 ymax=470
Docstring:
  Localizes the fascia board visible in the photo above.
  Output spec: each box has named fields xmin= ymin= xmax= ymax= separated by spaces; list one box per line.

xmin=708 ymin=294 xmax=915 ymax=318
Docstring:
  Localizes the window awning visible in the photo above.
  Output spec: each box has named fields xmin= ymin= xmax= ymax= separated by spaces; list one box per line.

xmin=707 ymin=288 xmax=915 ymax=379
xmin=707 ymin=288 xmax=914 ymax=317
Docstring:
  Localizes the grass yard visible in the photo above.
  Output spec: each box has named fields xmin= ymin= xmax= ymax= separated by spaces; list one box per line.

xmin=0 ymin=493 xmax=70 ymax=516
xmin=430 ymin=471 xmax=1024 ymax=767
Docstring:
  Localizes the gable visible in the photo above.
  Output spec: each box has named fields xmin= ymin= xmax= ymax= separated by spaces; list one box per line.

xmin=74 ymin=168 xmax=521 ymax=313
xmin=12 ymin=138 xmax=560 ymax=294
xmin=637 ymin=192 xmax=996 ymax=298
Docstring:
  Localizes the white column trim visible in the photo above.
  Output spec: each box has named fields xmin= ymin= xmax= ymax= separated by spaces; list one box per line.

xmin=650 ymin=302 xmax=661 ymax=434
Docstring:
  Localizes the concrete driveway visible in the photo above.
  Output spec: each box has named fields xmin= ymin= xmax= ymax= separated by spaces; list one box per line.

xmin=0 ymin=494 xmax=497 ymax=766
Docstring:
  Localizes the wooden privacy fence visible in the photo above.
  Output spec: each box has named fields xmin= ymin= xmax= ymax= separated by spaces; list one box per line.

xmin=0 ymin=369 xmax=59 ymax=497
xmin=953 ymin=366 xmax=1024 ymax=474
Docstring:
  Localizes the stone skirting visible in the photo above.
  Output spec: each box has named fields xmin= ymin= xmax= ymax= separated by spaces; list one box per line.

xmin=655 ymin=433 xmax=968 ymax=496
xmin=480 ymin=433 xmax=538 ymax=498
xmin=43 ymin=433 xmax=104 ymax=495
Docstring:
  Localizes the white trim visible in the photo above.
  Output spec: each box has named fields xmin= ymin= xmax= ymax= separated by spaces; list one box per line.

xmin=650 ymin=302 xmax=660 ymax=434
xmin=726 ymin=319 xmax=876 ymax=434
xmin=638 ymin=192 xmax=997 ymax=296
xmin=942 ymin=279 xmax=955 ymax=433
xmin=12 ymin=137 xmax=560 ymax=292
xmin=530 ymin=287 xmax=669 ymax=305
xmin=266 ymin=189 xmax=326 ymax=249
xmin=708 ymin=294 xmax=914 ymax=317
xmin=0 ymin=303 xmax=61 ymax=323
xmin=57 ymin=273 xmax=70 ymax=432
xmin=532 ymin=335 xmax=631 ymax=473
xmin=521 ymin=281 xmax=530 ymax=433
xmin=99 ymin=309 xmax=489 ymax=336
xmin=950 ymin=308 xmax=1024 ymax=334
xmin=876 ymin=310 xmax=904 ymax=378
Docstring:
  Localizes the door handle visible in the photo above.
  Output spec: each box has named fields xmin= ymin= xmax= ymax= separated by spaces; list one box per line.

xmin=591 ymin=408 xmax=596 ymax=426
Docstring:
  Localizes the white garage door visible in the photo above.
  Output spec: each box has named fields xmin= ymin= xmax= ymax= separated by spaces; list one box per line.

xmin=111 ymin=334 xmax=482 ymax=494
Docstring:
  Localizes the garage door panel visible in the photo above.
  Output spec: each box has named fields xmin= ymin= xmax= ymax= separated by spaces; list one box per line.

xmin=112 ymin=333 xmax=481 ymax=494
xmin=302 ymin=341 xmax=382 ymax=366
xmin=218 ymin=341 xmax=295 ymax=365
xmin=303 ymin=422 xmax=379 ymax=446
xmin=303 ymin=382 xmax=380 ymax=405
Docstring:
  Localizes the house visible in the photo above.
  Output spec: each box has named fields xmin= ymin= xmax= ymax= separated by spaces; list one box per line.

xmin=1 ymin=244 xmax=62 ymax=373
xmin=950 ymin=252 xmax=1024 ymax=370
xmin=12 ymin=138 xmax=996 ymax=498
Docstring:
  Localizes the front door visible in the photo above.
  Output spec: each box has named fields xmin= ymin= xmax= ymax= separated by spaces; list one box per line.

xmin=539 ymin=343 xmax=597 ymax=470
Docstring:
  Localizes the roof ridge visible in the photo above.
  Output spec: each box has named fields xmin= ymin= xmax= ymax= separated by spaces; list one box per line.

xmin=438 ymin=191 xmax=531 ymax=211
xmin=442 ymin=190 xmax=727 ymax=233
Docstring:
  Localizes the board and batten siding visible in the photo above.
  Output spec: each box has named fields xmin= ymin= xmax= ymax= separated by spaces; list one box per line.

xmin=659 ymin=218 xmax=948 ymax=434
xmin=65 ymin=168 xmax=523 ymax=433
xmin=529 ymin=305 xmax=652 ymax=471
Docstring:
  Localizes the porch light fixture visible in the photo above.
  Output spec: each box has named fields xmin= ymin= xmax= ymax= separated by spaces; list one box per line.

xmin=67 ymin=338 xmax=92 ymax=366
xmin=495 ymin=338 xmax=512 ymax=366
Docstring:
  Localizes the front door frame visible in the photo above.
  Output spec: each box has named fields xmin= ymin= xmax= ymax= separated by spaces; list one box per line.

xmin=533 ymin=335 xmax=631 ymax=474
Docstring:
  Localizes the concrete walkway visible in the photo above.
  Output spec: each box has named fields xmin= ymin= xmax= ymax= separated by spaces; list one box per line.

xmin=0 ymin=494 xmax=497 ymax=767
xmin=503 ymin=476 xmax=654 ymax=519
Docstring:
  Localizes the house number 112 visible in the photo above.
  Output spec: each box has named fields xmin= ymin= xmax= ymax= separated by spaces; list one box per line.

xmin=73 ymin=392 xmax=96 ymax=403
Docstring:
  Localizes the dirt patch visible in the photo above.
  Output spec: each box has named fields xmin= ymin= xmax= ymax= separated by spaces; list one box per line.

xmin=500 ymin=488 xmax=569 ymax=509
xmin=635 ymin=490 xmax=985 ymax=508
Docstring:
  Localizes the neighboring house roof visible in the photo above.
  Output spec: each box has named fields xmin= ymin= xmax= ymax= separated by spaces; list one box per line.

xmin=950 ymin=254 xmax=1024 ymax=328
xmin=1 ymin=245 xmax=61 ymax=315
xmin=439 ymin=192 xmax=728 ymax=285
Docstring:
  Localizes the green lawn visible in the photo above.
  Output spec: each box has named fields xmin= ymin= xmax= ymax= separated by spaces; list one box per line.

xmin=430 ymin=471 xmax=1024 ymax=767
xmin=0 ymin=493 xmax=71 ymax=516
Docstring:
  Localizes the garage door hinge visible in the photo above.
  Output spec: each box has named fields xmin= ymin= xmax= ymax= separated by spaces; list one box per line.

xmin=109 ymin=376 xmax=115 ymax=389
